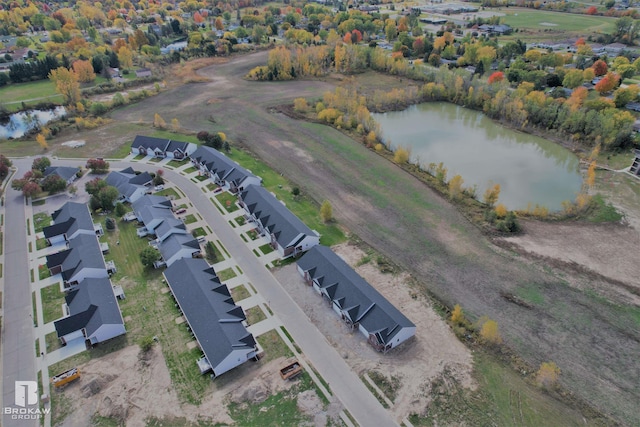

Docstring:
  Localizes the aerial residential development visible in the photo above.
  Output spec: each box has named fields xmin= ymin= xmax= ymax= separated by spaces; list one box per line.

xmin=2 ymin=0 xmax=640 ymax=425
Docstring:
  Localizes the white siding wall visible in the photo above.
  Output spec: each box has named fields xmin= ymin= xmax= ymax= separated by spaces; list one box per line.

xmin=389 ymin=326 xmax=416 ymax=349
xmin=131 ymin=147 xmax=142 ymax=155
xmin=299 ymin=235 xmax=320 ymax=252
xmin=128 ymin=187 xmax=147 ymax=203
xmin=184 ymin=143 xmax=197 ymax=156
xmin=61 ymin=329 xmax=85 ymax=343
xmin=212 ymin=348 xmax=256 ymax=377
xmin=89 ymin=323 xmax=126 ymax=344
xmin=47 ymin=235 xmax=66 ymax=245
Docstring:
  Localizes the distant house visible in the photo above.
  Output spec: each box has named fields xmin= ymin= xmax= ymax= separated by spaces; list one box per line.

xmin=46 ymin=233 xmax=111 ymax=289
xmin=478 ymin=24 xmax=512 ymax=35
xmin=163 ymin=258 xmax=258 ymax=377
xmin=630 ymin=149 xmax=640 ymax=175
xmin=43 ymin=166 xmax=80 ymax=185
xmin=132 ymin=195 xmax=174 ymax=235
xmin=190 ymin=146 xmax=262 ymax=193
xmin=297 ymin=245 xmax=416 ymax=352
xmin=105 ymin=167 xmax=153 ymax=203
xmin=54 ymin=277 xmax=126 ymax=346
xmin=238 ymin=184 xmax=319 ymax=258
xmin=135 ymin=68 xmax=152 ymax=78
xmin=130 ymin=135 xmax=197 ymax=159
xmin=42 ymin=202 xmax=103 ymax=246
xmin=158 ymin=234 xmax=201 ymax=267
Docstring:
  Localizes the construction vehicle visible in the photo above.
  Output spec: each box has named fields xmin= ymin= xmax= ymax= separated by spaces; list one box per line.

xmin=51 ymin=367 xmax=80 ymax=388
xmin=279 ymin=359 xmax=303 ymax=380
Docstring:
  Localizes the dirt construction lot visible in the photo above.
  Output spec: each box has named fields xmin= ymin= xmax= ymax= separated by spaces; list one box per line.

xmin=35 ymin=51 xmax=640 ymax=424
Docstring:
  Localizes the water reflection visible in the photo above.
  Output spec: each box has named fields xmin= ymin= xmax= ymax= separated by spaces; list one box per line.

xmin=372 ymin=103 xmax=582 ymax=210
xmin=0 ymin=106 xmax=66 ymax=139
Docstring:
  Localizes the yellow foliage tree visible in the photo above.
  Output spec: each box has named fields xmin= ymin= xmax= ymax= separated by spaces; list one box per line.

xmin=153 ymin=113 xmax=166 ymax=129
xmin=320 ymin=200 xmax=333 ymax=223
xmin=587 ymin=161 xmax=596 ymax=188
xmin=589 ymin=143 xmax=601 ymax=162
xmin=394 ymin=147 xmax=410 ymax=164
xmin=49 ymin=67 xmax=80 ymax=105
xmin=36 ymin=133 xmax=48 ymax=150
xmin=495 ymin=203 xmax=508 ymax=218
xmin=118 ymin=46 xmax=133 ymax=69
xmin=536 ymin=362 xmax=560 ymax=389
xmin=217 ymin=132 xmax=226 ymax=143
xmin=171 ymin=118 xmax=180 ymax=132
xmin=72 ymin=59 xmax=96 ymax=83
xmin=293 ymin=97 xmax=308 ymax=113
xmin=76 ymin=102 xmax=85 ymax=113
xmin=450 ymin=304 xmax=466 ymax=325
xmin=375 ymin=143 xmax=383 ymax=152
xmin=483 ymin=183 xmax=501 ymax=207
xmin=480 ymin=319 xmax=502 ymax=345
xmin=448 ymin=174 xmax=464 ymax=200
xmin=366 ymin=131 xmax=377 ymax=147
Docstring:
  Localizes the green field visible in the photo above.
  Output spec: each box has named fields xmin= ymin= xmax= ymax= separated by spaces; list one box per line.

xmin=0 ymin=80 xmax=62 ymax=107
xmin=502 ymin=9 xmax=617 ymax=33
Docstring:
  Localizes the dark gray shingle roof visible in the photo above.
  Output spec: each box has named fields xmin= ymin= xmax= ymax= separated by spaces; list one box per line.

xmin=297 ymin=245 xmax=414 ymax=346
xmin=54 ymin=277 xmax=124 ymax=337
xmin=190 ymin=146 xmax=257 ymax=186
xmin=45 ymin=202 xmax=94 ymax=239
xmin=43 ymin=166 xmax=79 ymax=182
xmin=240 ymin=184 xmax=314 ymax=249
xmin=164 ymin=258 xmax=256 ymax=374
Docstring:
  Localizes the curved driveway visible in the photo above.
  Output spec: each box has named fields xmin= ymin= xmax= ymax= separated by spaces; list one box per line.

xmin=4 ymin=157 xmax=399 ymax=427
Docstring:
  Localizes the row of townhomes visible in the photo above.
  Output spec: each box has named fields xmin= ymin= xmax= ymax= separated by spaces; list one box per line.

xmin=297 ymin=246 xmax=416 ymax=352
xmin=43 ymin=202 xmax=126 ymax=347
xmin=105 ymin=167 xmax=153 ymax=204
xmin=130 ymin=135 xmax=197 ymax=160
xmin=121 ymin=186 xmax=258 ymax=377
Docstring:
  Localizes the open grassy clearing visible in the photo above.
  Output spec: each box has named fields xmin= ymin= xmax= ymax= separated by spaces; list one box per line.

xmin=40 ymin=283 xmax=65 ymax=324
xmin=155 ymin=187 xmax=179 ymax=198
xmin=410 ymin=352 xmax=606 ymax=426
xmin=0 ymin=79 xmax=61 ymax=105
xmin=255 ymin=329 xmax=293 ymax=362
xmin=45 ymin=330 xmax=61 ymax=353
xmin=215 ymin=191 xmax=239 ymax=212
xmin=500 ymin=8 xmax=617 ymax=33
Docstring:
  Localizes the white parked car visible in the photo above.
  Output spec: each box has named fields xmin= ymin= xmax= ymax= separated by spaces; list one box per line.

xmin=154 ymin=185 xmax=165 ymax=191
xmin=197 ymin=236 xmax=206 ymax=243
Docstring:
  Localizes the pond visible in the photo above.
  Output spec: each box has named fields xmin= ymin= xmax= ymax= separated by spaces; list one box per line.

xmin=372 ymin=103 xmax=583 ymax=211
xmin=0 ymin=106 xmax=66 ymax=139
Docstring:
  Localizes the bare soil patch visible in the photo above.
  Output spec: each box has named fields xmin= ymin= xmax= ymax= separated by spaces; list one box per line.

xmin=502 ymin=220 xmax=640 ymax=305
xmin=56 ymin=344 xmax=300 ymax=426
xmin=273 ymin=242 xmax=474 ymax=420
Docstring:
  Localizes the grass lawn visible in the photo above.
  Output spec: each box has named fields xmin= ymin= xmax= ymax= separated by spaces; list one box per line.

xmin=235 ymin=215 xmax=246 ymax=226
xmin=167 ymin=159 xmax=188 ymax=168
xmin=191 ymin=227 xmax=206 ymax=237
xmin=36 ymin=238 xmax=49 ymax=250
xmin=133 ymin=154 xmax=146 ymax=160
xmin=217 ymin=267 xmax=237 ymax=282
xmin=110 ymin=144 xmax=132 ymax=159
xmin=33 ymin=212 xmax=52 ymax=233
xmin=183 ymin=166 xmax=198 ymax=174
xmin=155 ymin=188 xmax=179 ymax=198
xmin=41 ymin=283 xmax=65 ymax=324
xmin=230 ymin=284 xmax=250 ymax=302
xmin=32 ymin=291 xmax=38 ymax=327
xmin=215 ymin=191 xmax=239 ymax=213
xmin=501 ymin=8 xmax=617 ymax=33
xmin=255 ymin=329 xmax=293 ymax=362
xmin=38 ymin=264 xmax=51 ymax=280
xmin=0 ymin=80 xmax=61 ymax=105
xmin=149 ymin=130 xmax=200 ymax=145
xmin=206 ymin=183 xmax=218 ymax=191
xmin=226 ymin=147 xmax=345 ymax=246
xmin=183 ymin=214 xmax=197 ymax=224
xmin=245 ymin=305 xmax=266 ymax=325
xmin=45 ymin=331 xmax=61 ymax=353
xmin=259 ymin=243 xmax=274 ymax=255
xmin=596 ymin=149 xmax=634 ymax=170
xmin=194 ymin=174 xmax=208 ymax=181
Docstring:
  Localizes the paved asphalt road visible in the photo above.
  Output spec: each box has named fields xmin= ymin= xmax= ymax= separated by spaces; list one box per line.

xmin=2 ymin=159 xmax=38 ymax=427
xmin=6 ymin=158 xmax=399 ymax=427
